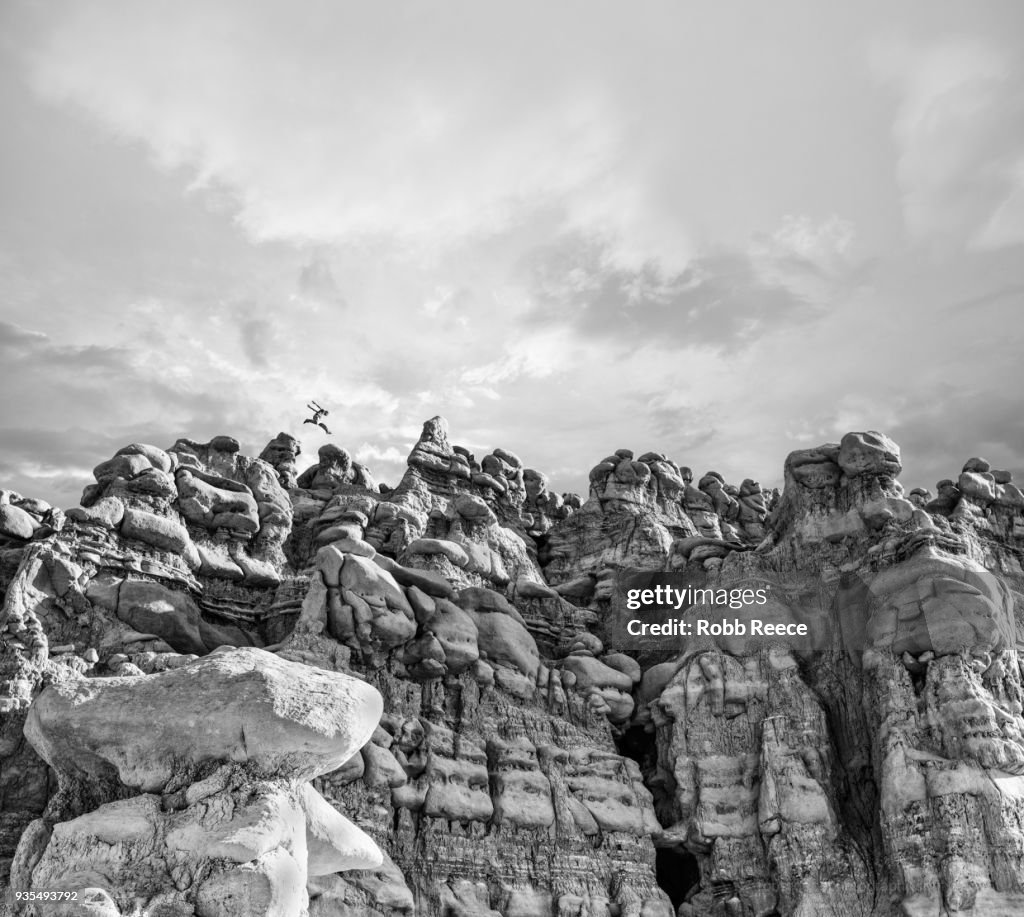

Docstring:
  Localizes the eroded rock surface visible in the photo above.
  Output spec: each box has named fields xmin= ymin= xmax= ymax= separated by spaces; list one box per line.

xmin=9 ymin=649 xmax=382 ymax=917
xmin=4 ymin=422 xmax=1024 ymax=916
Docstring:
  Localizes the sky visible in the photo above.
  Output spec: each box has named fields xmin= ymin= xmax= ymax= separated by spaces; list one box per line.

xmin=2 ymin=1 xmax=1024 ymax=510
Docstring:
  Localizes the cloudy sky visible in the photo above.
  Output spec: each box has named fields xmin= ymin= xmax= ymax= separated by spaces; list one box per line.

xmin=2 ymin=1 xmax=1023 ymax=509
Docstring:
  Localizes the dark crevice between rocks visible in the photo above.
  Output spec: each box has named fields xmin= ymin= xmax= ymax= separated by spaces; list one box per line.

xmin=811 ymin=655 xmax=884 ymax=899
xmin=656 ymin=847 xmax=700 ymax=910
xmin=616 ymin=720 xmax=679 ymax=828
xmin=616 ymin=724 xmax=656 ymax=770
xmin=617 ymin=724 xmax=700 ymax=907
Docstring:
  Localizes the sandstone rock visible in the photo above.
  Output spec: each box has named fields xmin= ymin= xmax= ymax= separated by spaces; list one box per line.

xmin=472 ymin=612 xmax=540 ymax=680
xmin=853 ymin=547 xmax=1015 ymax=659
xmin=297 ymin=444 xmax=376 ymax=492
xmin=301 ymin=782 xmax=382 ymax=875
xmin=197 ymin=543 xmax=245 ymax=580
xmin=0 ymin=504 xmax=38 ymax=540
xmin=405 ymin=537 xmax=470 ymax=567
xmin=361 ymin=743 xmax=408 ymax=790
xmin=25 ymin=647 xmax=383 ymax=791
xmin=307 ymin=852 xmax=414 ymax=915
xmin=119 ymin=507 xmax=190 ymax=554
xmin=260 ymin=432 xmax=302 ymax=489
xmin=958 ymin=470 xmax=997 ymax=504
xmin=787 ymin=446 xmax=841 ymax=489
xmin=115 ymin=443 xmax=174 ymax=473
xmin=600 ymin=652 xmax=641 ymax=683
xmin=176 ymin=468 xmax=260 ymax=531
xmin=11 ymin=419 xmax=1024 ymax=916
xmin=927 ymin=478 xmax=962 ymax=515
xmin=373 ymin=552 xmax=455 ymax=598
xmin=413 ymin=597 xmax=479 ymax=674
xmin=837 ymin=431 xmax=902 ymax=478
xmin=65 ymin=496 xmax=125 ymax=529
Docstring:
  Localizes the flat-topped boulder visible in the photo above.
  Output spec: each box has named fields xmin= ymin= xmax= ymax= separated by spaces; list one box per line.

xmin=25 ymin=647 xmax=383 ymax=792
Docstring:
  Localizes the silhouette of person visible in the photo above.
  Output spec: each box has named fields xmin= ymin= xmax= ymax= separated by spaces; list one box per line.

xmin=303 ymin=400 xmax=331 ymax=434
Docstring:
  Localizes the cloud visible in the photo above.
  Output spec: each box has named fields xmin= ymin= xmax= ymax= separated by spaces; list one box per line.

xmin=0 ymin=316 xmax=253 ymax=505
xmin=871 ymin=35 xmax=1024 ymax=250
xmin=353 ymin=442 xmax=408 ymax=487
xmin=0 ymin=320 xmax=47 ymax=346
xmin=14 ymin=1 xmax=886 ymax=282
xmin=421 ymin=286 xmax=472 ymax=322
xmin=238 ymin=316 xmax=273 ymax=368
xmin=4 ymin=2 xmax=1024 ymax=515
xmin=0 ymin=426 xmax=118 ymax=504
xmin=888 ymin=388 xmax=1024 ymax=491
xmin=459 ymin=326 xmax=577 ymax=386
xmin=516 ymin=216 xmax=863 ymax=355
xmin=18 ymin=2 xmax=629 ymax=260
xmin=749 ymin=215 xmax=861 ymax=296
xmin=632 ymin=391 xmax=719 ymax=447
xmin=0 ymin=312 xmax=396 ymax=505
xmin=297 ymin=256 xmax=346 ymax=309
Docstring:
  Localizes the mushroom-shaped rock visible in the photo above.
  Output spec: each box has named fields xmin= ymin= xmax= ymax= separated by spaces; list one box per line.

xmin=837 ymin=432 xmax=901 ymax=478
xmin=958 ymin=471 xmax=997 ymax=504
xmin=24 ymin=647 xmax=384 ymax=792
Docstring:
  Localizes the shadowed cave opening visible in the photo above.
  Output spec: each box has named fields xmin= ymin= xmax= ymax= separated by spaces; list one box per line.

xmin=656 ymin=847 xmax=700 ymax=909
xmin=615 ymin=724 xmax=677 ymax=829
xmin=616 ymin=724 xmax=656 ymax=770
xmin=616 ymin=725 xmax=700 ymax=906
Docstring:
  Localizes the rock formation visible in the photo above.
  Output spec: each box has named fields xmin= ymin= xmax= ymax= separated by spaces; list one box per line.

xmin=2 ymin=420 xmax=1024 ymax=915
xmin=17 ymin=649 xmax=382 ymax=916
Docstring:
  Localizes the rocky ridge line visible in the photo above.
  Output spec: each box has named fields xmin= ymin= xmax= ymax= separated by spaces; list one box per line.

xmin=0 ymin=420 xmax=1023 ymax=915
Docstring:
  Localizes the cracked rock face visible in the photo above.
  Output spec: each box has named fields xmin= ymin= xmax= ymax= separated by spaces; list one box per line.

xmin=6 ymin=421 xmax=1024 ymax=915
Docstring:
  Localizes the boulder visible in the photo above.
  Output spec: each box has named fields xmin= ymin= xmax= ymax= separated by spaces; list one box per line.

xmin=24 ymin=648 xmax=384 ymax=791
xmin=0 ymin=504 xmax=37 ymax=540
xmin=120 ymin=508 xmax=191 ymax=554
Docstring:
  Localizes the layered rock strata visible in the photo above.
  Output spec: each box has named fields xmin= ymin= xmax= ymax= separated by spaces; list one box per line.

xmin=1 ymin=420 xmax=1023 ymax=916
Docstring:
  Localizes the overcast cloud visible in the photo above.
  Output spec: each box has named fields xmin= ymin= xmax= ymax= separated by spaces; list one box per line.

xmin=1 ymin=1 xmax=1023 ymax=509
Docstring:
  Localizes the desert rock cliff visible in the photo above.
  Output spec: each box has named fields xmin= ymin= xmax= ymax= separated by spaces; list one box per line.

xmin=2 ymin=420 xmax=1024 ymax=916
